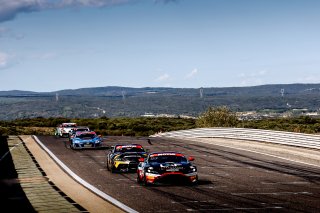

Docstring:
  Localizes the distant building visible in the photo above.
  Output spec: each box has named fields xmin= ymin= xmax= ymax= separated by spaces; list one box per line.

xmin=141 ymin=113 xmax=156 ymax=117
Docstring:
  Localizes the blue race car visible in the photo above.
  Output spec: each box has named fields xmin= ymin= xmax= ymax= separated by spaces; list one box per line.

xmin=69 ymin=131 xmax=102 ymax=149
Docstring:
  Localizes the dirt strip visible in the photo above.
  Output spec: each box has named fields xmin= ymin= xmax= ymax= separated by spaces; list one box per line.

xmin=20 ymin=135 xmax=124 ymax=213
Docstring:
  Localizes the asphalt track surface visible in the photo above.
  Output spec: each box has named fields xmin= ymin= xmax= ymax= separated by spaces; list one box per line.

xmin=37 ymin=135 xmax=320 ymax=213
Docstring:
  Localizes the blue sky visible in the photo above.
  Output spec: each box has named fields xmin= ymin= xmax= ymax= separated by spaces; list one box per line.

xmin=0 ymin=0 xmax=320 ymax=92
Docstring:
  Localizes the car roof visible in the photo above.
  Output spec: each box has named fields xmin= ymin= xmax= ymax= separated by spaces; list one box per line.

xmin=114 ymin=144 xmax=144 ymax=149
xmin=75 ymin=131 xmax=96 ymax=136
xmin=148 ymin=151 xmax=184 ymax=157
xmin=75 ymin=126 xmax=90 ymax=129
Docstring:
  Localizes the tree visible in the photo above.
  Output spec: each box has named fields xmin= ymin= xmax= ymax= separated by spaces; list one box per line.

xmin=196 ymin=106 xmax=239 ymax=128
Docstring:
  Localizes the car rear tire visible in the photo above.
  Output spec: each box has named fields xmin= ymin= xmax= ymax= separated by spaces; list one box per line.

xmin=106 ymin=160 xmax=110 ymax=171
xmin=143 ymin=175 xmax=150 ymax=186
xmin=137 ymin=175 xmax=142 ymax=184
xmin=110 ymin=165 xmax=116 ymax=173
xmin=70 ymin=143 xmax=76 ymax=150
xmin=189 ymin=175 xmax=198 ymax=186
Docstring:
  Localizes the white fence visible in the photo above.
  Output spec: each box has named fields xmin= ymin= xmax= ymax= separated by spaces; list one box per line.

xmin=151 ymin=128 xmax=320 ymax=150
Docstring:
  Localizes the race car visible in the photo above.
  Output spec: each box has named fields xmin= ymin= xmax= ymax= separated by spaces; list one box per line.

xmin=68 ymin=126 xmax=91 ymax=141
xmin=55 ymin=122 xmax=77 ymax=138
xmin=69 ymin=131 xmax=102 ymax=149
xmin=106 ymin=144 xmax=147 ymax=173
xmin=136 ymin=151 xmax=198 ymax=186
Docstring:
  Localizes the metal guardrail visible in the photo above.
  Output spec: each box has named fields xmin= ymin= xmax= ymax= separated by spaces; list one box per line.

xmin=151 ymin=128 xmax=320 ymax=150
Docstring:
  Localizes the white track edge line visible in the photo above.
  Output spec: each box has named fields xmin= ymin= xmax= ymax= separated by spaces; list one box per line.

xmin=32 ymin=135 xmax=139 ymax=213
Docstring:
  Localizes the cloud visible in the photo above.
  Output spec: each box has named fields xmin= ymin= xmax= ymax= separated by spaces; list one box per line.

xmin=0 ymin=51 xmax=20 ymax=70
xmin=0 ymin=52 xmax=9 ymax=68
xmin=0 ymin=27 xmax=25 ymax=40
xmin=0 ymin=0 xmax=176 ymax=23
xmin=0 ymin=0 xmax=130 ymax=22
xmin=0 ymin=0 xmax=45 ymax=22
xmin=185 ymin=68 xmax=198 ymax=79
xmin=155 ymin=73 xmax=170 ymax=82
xmin=29 ymin=52 xmax=57 ymax=60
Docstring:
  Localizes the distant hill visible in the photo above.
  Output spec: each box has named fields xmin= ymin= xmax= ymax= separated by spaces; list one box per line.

xmin=0 ymin=83 xmax=320 ymax=120
xmin=1 ymin=84 xmax=320 ymax=97
xmin=0 ymin=90 xmax=40 ymax=96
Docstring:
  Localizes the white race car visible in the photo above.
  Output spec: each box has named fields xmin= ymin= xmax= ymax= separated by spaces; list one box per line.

xmin=55 ymin=122 xmax=77 ymax=138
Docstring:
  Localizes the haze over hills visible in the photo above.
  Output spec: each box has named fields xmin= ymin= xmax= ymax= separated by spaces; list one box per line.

xmin=0 ymin=83 xmax=320 ymax=120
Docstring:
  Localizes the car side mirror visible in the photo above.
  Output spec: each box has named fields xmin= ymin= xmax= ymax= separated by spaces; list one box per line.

xmin=138 ymin=158 xmax=145 ymax=162
xmin=188 ymin=156 xmax=195 ymax=161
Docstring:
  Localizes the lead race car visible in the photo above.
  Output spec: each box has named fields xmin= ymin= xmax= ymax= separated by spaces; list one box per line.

xmin=106 ymin=144 xmax=147 ymax=173
xmin=137 ymin=151 xmax=198 ymax=186
xmin=69 ymin=131 xmax=102 ymax=149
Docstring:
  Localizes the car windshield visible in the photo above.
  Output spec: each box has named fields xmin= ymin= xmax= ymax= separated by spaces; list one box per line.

xmin=149 ymin=155 xmax=188 ymax=163
xmin=63 ymin=124 xmax=76 ymax=128
xmin=115 ymin=146 xmax=145 ymax=153
xmin=78 ymin=133 xmax=96 ymax=139
xmin=77 ymin=128 xmax=89 ymax=131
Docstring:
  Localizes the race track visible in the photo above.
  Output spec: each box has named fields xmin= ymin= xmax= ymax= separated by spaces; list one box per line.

xmin=37 ymin=135 xmax=320 ymax=212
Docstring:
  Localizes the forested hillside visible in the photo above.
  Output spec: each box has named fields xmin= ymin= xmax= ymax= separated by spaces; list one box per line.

xmin=0 ymin=84 xmax=320 ymax=120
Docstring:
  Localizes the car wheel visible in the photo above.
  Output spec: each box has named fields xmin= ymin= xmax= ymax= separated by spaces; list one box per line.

xmin=110 ymin=165 xmax=116 ymax=173
xmin=189 ymin=175 xmax=198 ymax=186
xmin=71 ymin=143 xmax=76 ymax=150
xmin=137 ymin=174 xmax=142 ymax=184
xmin=65 ymin=141 xmax=70 ymax=149
xmin=111 ymin=168 xmax=115 ymax=173
xmin=143 ymin=174 xmax=149 ymax=186
xmin=106 ymin=160 xmax=110 ymax=171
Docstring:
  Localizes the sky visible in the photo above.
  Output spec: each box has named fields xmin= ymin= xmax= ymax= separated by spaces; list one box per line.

xmin=0 ymin=0 xmax=320 ymax=92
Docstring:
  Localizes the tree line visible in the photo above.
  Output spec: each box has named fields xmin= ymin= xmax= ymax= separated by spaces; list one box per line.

xmin=1 ymin=106 xmax=320 ymax=136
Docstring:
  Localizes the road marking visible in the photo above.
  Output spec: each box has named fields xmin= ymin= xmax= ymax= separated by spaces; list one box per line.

xmin=200 ymin=166 xmax=254 ymax=169
xmin=172 ymin=200 xmax=216 ymax=204
xmin=211 ymin=172 xmax=230 ymax=176
xmin=261 ymin=181 xmax=311 ymax=185
xmin=231 ymin=191 xmax=312 ymax=196
xmin=80 ymin=155 xmax=105 ymax=158
xmin=130 ymin=185 xmax=142 ymax=188
xmin=196 ymin=185 xmax=227 ymax=189
xmin=188 ymin=207 xmax=284 ymax=211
